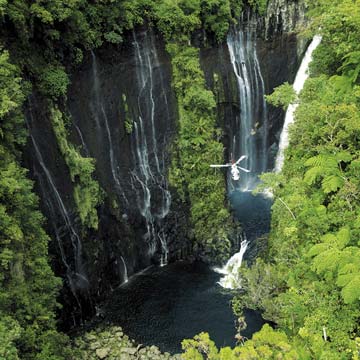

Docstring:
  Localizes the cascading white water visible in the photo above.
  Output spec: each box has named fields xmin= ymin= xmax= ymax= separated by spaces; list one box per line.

xmin=217 ymin=36 xmax=322 ymax=289
xmin=26 ymin=108 xmax=88 ymax=299
xmin=216 ymin=19 xmax=268 ymax=288
xmin=275 ymin=35 xmax=322 ymax=172
xmin=90 ymin=38 xmax=171 ymax=264
xmin=214 ymin=237 xmax=249 ymax=289
xmin=131 ymin=31 xmax=171 ymax=261
xmin=227 ymin=20 xmax=268 ymax=191
xmin=33 ymin=168 xmax=83 ymax=310
xmin=120 ymin=256 xmax=129 ymax=283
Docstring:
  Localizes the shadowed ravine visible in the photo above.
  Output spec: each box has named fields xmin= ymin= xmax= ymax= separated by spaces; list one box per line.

xmin=95 ymin=262 xmax=265 ymax=354
xmin=89 ymin=26 xmax=321 ymax=355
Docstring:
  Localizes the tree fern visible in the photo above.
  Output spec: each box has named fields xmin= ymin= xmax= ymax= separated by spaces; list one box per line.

xmin=308 ymin=228 xmax=351 ymax=276
xmin=304 ymin=153 xmax=351 ymax=193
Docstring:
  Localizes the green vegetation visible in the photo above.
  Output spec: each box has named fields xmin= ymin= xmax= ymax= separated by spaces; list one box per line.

xmin=0 ymin=49 xmax=72 ymax=360
xmin=38 ymin=66 xmax=70 ymax=99
xmin=167 ymin=42 xmax=232 ymax=260
xmin=154 ymin=0 xmax=244 ymax=42
xmin=152 ymin=0 xmax=271 ymax=259
xmin=122 ymin=94 xmax=133 ymax=134
xmin=265 ymin=82 xmax=296 ymax=110
xmin=182 ymin=325 xmax=301 ymax=359
xmin=75 ymin=326 xmax=181 ymax=360
xmin=50 ymin=107 xmax=103 ymax=229
xmin=247 ymin=0 xmax=268 ymax=15
xmin=228 ymin=1 xmax=360 ymax=358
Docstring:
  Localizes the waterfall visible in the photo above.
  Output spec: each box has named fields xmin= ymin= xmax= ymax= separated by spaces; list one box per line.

xmin=275 ymin=35 xmax=322 ymax=172
xmin=217 ymin=36 xmax=322 ymax=289
xmin=26 ymin=106 xmax=88 ymax=300
xmin=90 ymin=38 xmax=171 ymax=264
xmin=227 ymin=21 xmax=268 ymax=191
xmin=218 ymin=20 xmax=267 ymax=288
xmin=131 ymin=31 xmax=171 ymax=261
xmin=120 ymin=256 xmax=129 ymax=283
xmin=214 ymin=236 xmax=249 ymax=289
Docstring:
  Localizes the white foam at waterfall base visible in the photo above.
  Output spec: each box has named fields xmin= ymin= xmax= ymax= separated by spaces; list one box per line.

xmin=275 ymin=35 xmax=322 ymax=172
xmin=214 ymin=238 xmax=249 ymax=289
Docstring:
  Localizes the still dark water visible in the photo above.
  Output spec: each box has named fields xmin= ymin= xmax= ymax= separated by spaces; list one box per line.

xmin=229 ymin=191 xmax=272 ymax=240
xmin=100 ymin=261 xmax=264 ymax=354
xmin=97 ymin=191 xmax=271 ymax=354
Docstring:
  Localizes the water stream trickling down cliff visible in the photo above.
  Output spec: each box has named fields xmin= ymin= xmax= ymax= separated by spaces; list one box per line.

xmin=131 ymin=31 xmax=172 ymax=262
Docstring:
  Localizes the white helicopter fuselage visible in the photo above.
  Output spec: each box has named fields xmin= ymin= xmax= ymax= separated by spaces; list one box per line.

xmin=231 ymin=164 xmax=240 ymax=181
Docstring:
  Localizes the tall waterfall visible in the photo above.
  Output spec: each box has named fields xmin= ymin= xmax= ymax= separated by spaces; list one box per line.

xmin=227 ymin=21 xmax=268 ymax=191
xmin=131 ymin=31 xmax=171 ymax=260
xmin=275 ymin=35 xmax=322 ymax=172
xmin=26 ymin=104 xmax=88 ymax=307
xmin=216 ymin=20 xmax=268 ymax=288
xmin=217 ymin=36 xmax=322 ymax=289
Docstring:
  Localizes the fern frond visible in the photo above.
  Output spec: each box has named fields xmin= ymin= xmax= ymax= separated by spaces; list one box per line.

xmin=307 ymin=243 xmax=329 ymax=257
xmin=305 ymin=154 xmax=338 ymax=169
xmin=311 ymin=248 xmax=342 ymax=275
xmin=336 ymin=227 xmax=351 ymax=249
xmin=321 ymin=174 xmax=344 ymax=193
xmin=304 ymin=166 xmax=323 ymax=185
xmin=339 ymin=275 xmax=360 ymax=304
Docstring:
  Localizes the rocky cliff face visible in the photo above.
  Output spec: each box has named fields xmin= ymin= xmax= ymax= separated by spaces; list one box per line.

xmin=24 ymin=27 xmax=191 ymax=326
xmin=24 ymin=2 xmax=308 ymax=327
xmin=201 ymin=0 xmax=308 ymax=178
xmin=265 ymin=0 xmax=307 ymax=41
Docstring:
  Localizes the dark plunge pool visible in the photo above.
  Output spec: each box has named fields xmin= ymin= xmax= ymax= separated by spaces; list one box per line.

xmin=97 ymin=261 xmax=264 ymax=354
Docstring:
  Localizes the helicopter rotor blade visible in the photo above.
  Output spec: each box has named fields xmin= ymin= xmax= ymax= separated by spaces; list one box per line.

xmin=210 ymin=164 xmax=231 ymax=168
xmin=238 ymin=166 xmax=251 ymax=173
xmin=235 ymin=155 xmax=247 ymax=165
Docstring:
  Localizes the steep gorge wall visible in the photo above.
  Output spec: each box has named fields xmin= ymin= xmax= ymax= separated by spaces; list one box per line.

xmin=201 ymin=0 xmax=308 ymax=179
xmin=24 ymin=27 xmax=191 ymax=325
xmin=23 ymin=1 xmax=308 ymax=326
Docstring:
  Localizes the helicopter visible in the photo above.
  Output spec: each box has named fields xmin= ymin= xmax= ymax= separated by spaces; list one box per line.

xmin=210 ymin=155 xmax=250 ymax=181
